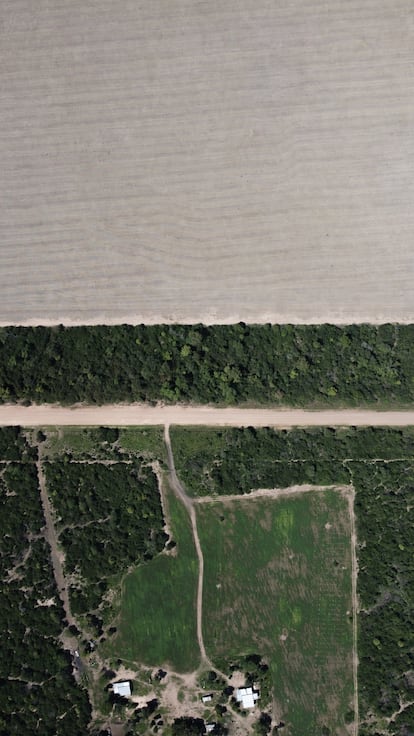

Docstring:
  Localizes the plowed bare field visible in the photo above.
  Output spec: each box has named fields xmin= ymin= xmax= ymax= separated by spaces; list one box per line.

xmin=1 ymin=1 xmax=414 ymax=324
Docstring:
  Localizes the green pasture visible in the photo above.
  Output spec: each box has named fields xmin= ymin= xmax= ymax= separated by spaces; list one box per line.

xmin=108 ymin=485 xmax=199 ymax=673
xmin=118 ymin=427 xmax=167 ymax=462
xmin=197 ymin=490 xmax=354 ymax=736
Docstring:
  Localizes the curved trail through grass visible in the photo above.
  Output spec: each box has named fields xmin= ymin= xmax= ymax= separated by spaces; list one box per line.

xmin=163 ymin=424 xmax=209 ymax=667
xmin=164 ymin=425 xmax=254 ymax=731
xmin=348 ymin=487 xmax=359 ymax=735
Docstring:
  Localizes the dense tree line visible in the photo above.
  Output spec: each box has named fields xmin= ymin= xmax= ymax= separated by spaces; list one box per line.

xmin=46 ymin=461 xmax=168 ymax=613
xmin=171 ymin=427 xmax=414 ymax=735
xmin=0 ymin=323 xmax=413 ymax=405
xmin=0 ymin=448 xmax=91 ymax=735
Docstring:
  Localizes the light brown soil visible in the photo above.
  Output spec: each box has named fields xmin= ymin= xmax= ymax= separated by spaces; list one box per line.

xmin=194 ymin=484 xmax=351 ymax=504
xmin=2 ymin=405 xmax=414 ymax=427
xmin=1 ymin=2 xmax=414 ymax=325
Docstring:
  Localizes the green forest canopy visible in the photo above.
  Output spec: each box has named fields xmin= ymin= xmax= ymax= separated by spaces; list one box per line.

xmin=0 ymin=432 xmax=91 ymax=736
xmin=0 ymin=323 xmax=413 ymax=405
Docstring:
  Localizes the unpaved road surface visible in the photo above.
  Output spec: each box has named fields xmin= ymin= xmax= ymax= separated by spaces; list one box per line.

xmin=2 ymin=1 xmax=414 ymax=325
xmin=2 ymin=405 xmax=414 ymax=427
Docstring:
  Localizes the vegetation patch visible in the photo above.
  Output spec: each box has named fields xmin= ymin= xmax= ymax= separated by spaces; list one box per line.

xmin=118 ymin=427 xmax=167 ymax=463
xmin=354 ymin=460 xmax=414 ymax=735
xmin=171 ymin=426 xmax=414 ymax=497
xmin=109 ymin=486 xmax=199 ymax=673
xmin=40 ymin=425 xmax=166 ymax=463
xmin=3 ymin=423 xmax=414 ymax=736
xmin=0 ymin=430 xmax=91 ymax=735
xmin=45 ymin=460 xmax=168 ymax=614
xmin=0 ymin=323 xmax=413 ymax=406
xmin=197 ymin=492 xmax=354 ymax=736
xmin=0 ymin=427 xmax=172 ymax=734
xmin=172 ymin=426 xmax=414 ymax=735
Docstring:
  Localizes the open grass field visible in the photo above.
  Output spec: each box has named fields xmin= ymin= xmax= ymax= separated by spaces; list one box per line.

xmin=2 ymin=1 xmax=414 ymax=324
xmin=108 ymin=486 xmax=199 ymax=673
xmin=197 ymin=490 xmax=354 ymax=736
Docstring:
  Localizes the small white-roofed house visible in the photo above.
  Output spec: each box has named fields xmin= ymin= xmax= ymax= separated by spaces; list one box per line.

xmin=235 ymin=686 xmax=259 ymax=709
xmin=112 ymin=681 xmax=131 ymax=698
xmin=202 ymin=694 xmax=213 ymax=703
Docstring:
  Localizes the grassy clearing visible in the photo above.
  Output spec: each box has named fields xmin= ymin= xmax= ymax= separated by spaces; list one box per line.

xmin=39 ymin=425 xmax=166 ymax=462
xmin=107 ymin=484 xmax=199 ymax=673
xmin=118 ymin=427 xmax=167 ymax=462
xmin=40 ymin=426 xmax=106 ymax=457
xmin=197 ymin=491 xmax=354 ymax=736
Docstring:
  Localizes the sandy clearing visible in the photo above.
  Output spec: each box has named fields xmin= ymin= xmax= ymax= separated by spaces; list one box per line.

xmin=2 ymin=404 xmax=414 ymax=427
xmin=2 ymin=1 xmax=414 ymax=325
xmin=193 ymin=484 xmax=351 ymax=504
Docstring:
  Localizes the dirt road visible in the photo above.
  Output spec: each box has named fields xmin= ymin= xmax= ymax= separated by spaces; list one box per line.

xmin=2 ymin=404 xmax=414 ymax=427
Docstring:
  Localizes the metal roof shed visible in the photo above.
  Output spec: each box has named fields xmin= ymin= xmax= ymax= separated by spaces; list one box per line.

xmin=113 ymin=681 xmax=131 ymax=697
